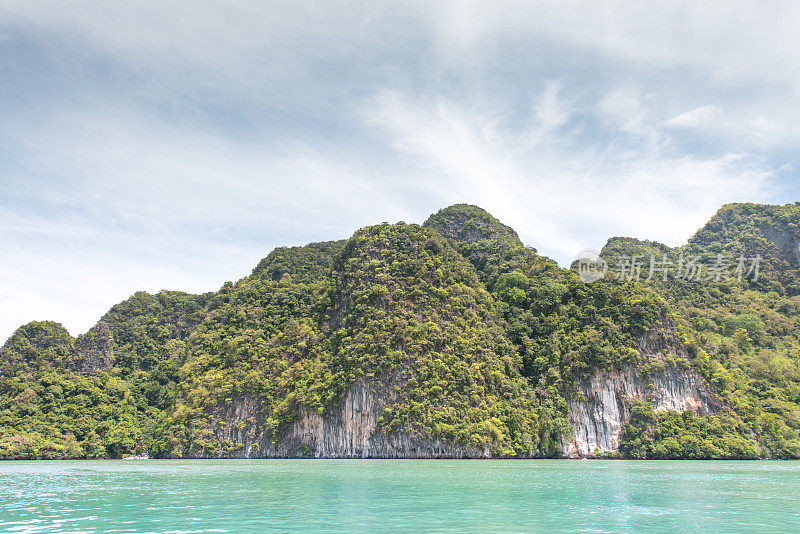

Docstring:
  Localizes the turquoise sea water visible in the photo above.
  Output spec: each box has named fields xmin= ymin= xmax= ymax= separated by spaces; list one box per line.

xmin=1 ymin=460 xmax=798 ymax=533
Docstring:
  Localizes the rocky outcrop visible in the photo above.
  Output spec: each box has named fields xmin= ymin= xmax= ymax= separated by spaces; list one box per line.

xmin=196 ymin=317 xmax=718 ymax=459
xmin=761 ymin=223 xmax=800 ymax=265
xmin=199 ymin=380 xmax=490 ymax=459
xmin=194 ymin=362 xmax=716 ymax=459
xmin=73 ymin=322 xmax=114 ymax=375
xmin=562 ymin=364 xmax=717 ymax=457
xmin=203 ymin=361 xmax=716 ymax=459
xmin=562 ymin=320 xmax=718 ymax=457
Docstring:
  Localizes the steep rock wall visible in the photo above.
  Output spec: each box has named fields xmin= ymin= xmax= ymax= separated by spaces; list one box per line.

xmin=73 ymin=322 xmax=114 ymax=375
xmin=205 ymin=364 xmax=715 ymax=460
xmin=196 ymin=318 xmax=717 ymax=459
xmin=562 ymin=364 xmax=717 ymax=457
xmin=562 ymin=319 xmax=719 ymax=457
xmin=198 ymin=380 xmax=490 ymax=458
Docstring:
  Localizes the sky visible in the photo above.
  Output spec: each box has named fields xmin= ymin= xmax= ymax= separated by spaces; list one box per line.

xmin=1 ymin=1 xmax=799 ymax=342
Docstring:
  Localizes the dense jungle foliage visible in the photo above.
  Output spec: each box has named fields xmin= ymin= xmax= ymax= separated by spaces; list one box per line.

xmin=601 ymin=203 xmax=800 ymax=458
xmin=1 ymin=203 xmax=799 ymax=459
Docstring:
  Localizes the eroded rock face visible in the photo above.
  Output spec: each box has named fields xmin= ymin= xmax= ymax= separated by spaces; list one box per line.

xmin=196 ymin=380 xmax=489 ymax=459
xmin=201 ymin=363 xmax=715 ymax=459
xmin=194 ymin=366 xmax=715 ymax=459
xmin=562 ymin=365 xmax=717 ymax=458
xmin=193 ymin=318 xmax=718 ymax=459
xmin=74 ymin=322 xmax=114 ymax=375
xmin=561 ymin=318 xmax=719 ymax=457
xmin=761 ymin=224 xmax=800 ymax=265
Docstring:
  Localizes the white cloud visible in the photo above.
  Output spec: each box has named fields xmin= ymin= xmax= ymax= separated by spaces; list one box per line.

xmin=1 ymin=0 xmax=798 ymax=342
xmin=364 ymin=88 xmax=774 ymax=263
xmin=666 ymin=105 xmax=723 ymax=128
xmin=0 ymin=103 xmax=414 ymax=340
xmin=535 ymin=82 xmax=569 ymax=129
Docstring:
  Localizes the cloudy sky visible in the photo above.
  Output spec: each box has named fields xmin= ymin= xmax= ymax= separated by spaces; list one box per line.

xmin=1 ymin=1 xmax=799 ymax=341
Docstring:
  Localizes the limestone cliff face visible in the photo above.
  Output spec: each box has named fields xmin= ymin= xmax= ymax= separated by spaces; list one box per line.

xmin=761 ymin=223 xmax=800 ymax=265
xmin=192 ymin=319 xmax=717 ymax=459
xmin=561 ymin=364 xmax=717 ymax=457
xmin=203 ymin=364 xmax=715 ymax=459
xmin=196 ymin=380 xmax=489 ymax=459
xmin=562 ymin=320 xmax=718 ymax=458
xmin=73 ymin=322 xmax=114 ymax=375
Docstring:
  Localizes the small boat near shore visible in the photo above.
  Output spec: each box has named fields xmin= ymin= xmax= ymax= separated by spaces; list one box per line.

xmin=121 ymin=454 xmax=151 ymax=460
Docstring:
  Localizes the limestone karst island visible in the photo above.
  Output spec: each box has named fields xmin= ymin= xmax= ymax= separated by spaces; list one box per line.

xmin=4 ymin=2 xmax=800 ymax=531
xmin=3 ymin=203 xmax=799 ymax=460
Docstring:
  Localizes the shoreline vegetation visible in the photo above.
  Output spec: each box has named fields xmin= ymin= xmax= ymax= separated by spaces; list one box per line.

xmin=0 ymin=455 xmax=795 ymax=461
xmin=2 ymin=203 xmax=800 ymax=461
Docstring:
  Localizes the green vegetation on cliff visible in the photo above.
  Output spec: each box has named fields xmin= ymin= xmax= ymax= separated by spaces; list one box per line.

xmin=0 ymin=321 xmax=143 ymax=458
xmin=600 ymin=203 xmax=800 ymax=458
xmin=2 ymin=202 xmax=799 ymax=459
xmin=167 ymin=223 xmax=553 ymax=457
xmin=687 ymin=202 xmax=800 ymax=295
xmin=0 ymin=291 xmax=211 ymax=459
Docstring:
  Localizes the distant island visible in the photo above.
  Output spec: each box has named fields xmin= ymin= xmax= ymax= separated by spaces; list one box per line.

xmin=2 ymin=203 xmax=799 ymax=460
